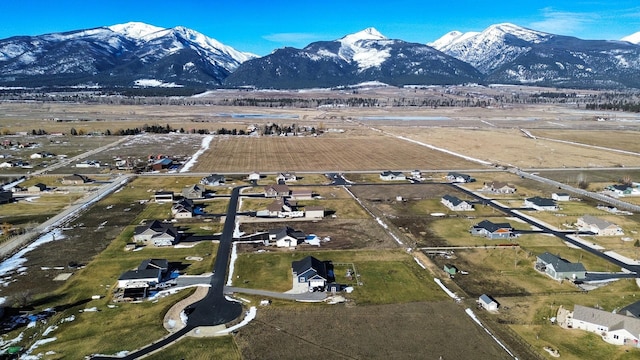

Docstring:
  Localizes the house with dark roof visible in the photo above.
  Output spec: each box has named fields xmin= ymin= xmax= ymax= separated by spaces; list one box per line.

xmin=441 ymin=194 xmax=474 ymax=211
xmin=172 ymin=198 xmax=196 ymax=219
xmin=470 ymin=220 xmax=513 ymax=239
xmin=446 ymin=172 xmax=474 ymax=183
xmin=605 ymin=184 xmax=639 ymax=197
xmin=133 ymin=220 xmax=180 ymax=247
xmin=380 ymin=171 xmax=406 ymax=181
xmin=291 ymin=256 xmax=333 ymax=293
xmin=620 ymin=300 xmax=640 ymax=319
xmin=200 ymin=174 xmax=225 ymax=186
xmin=154 ymin=191 xmax=174 ymax=203
xmin=568 ymin=305 xmax=640 ymax=346
xmin=577 ymin=215 xmax=623 ymax=236
xmin=268 ymin=226 xmax=306 ymax=248
xmin=535 ymin=252 xmax=586 ymax=281
xmin=524 ymin=196 xmax=558 ymax=211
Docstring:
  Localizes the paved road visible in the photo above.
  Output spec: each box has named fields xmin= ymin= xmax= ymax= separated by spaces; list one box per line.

xmin=91 ymin=187 xmax=246 ymax=359
xmin=451 ymin=183 xmax=640 ymax=275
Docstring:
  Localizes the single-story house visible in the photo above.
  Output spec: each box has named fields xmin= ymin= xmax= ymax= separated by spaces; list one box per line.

xmin=535 ymin=252 xmax=586 ymax=281
xmin=479 ymin=294 xmax=499 ymax=311
xmin=524 ymin=196 xmax=558 ymax=211
xmin=290 ymin=189 xmax=313 ymax=200
xmin=446 ymin=172 xmax=474 ymax=183
xmin=379 ymin=171 xmax=406 ymax=181
xmin=172 ymin=198 xmax=195 ymax=219
xmin=60 ymin=174 xmax=91 ymax=185
xmin=441 ymin=195 xmax=474 ymax=211
xmin=248 ymin=172 xmax=261 ymax=181
xmin=305 ymin=206 xmax=325 ymax=219
xmin=27 ymin=183 xmax=47 ymax=193
xmin=291 ymin=256 xmax=332 ymax=293
xmin=276 ymin=172 xmax=297 ymax=183
xmin=443 ymin=264 xmax=458 ymax=275
xmin=264 ymin=184 xmax=290 ymax=198
xmin=182 ymin=184 xmax=205 ymax=199
xmin=116 ymin=258 xmax=169 ymax=289
xmin=470 ymin=220 xmax=513 ymax=239
xmin=269 ymin=227 xmax=306 ymax=248
xmin=75 ymin=160 xmax=100 ymax=168
xmin=552 ymin=193 xmax=570 ymax=201
xmin=577 ymin=215 xmax=623 ymax=236
xmin=482 ymin=181 xmax=516 ymax=194
xmin=133 ymin=220 xmax=180 ymax=247
xmin=605 ymin=184 xmax=638 ymax=197
xmin=154 ymin=191 xmax=174 ymax=203
xmin=200 ymin=174 xmax=225 ymax=186
xmin=568 ymin=305 xmax=640 ymax=346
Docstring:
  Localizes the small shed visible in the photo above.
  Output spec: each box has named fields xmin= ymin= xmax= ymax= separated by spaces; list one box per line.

xmin=479 ymin=294 xmax=499 ymax=311
xmin=28 ymin=183 xmax=47 ymax=193
xmin=443 ymin=264 xmax=458 ymax=275
xmin=552 ymin=193 xmax=570 ymax=201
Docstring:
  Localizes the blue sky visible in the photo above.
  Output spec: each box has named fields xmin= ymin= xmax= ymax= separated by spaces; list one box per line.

xmin=1 ymin=0 xmax=640 ymax=55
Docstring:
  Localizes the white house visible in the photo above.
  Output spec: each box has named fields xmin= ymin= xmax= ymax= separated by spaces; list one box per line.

xmin=133 ymin=220 xmax=180 ymax=247
xmin=446 ymin=172 xmax=474 ymax=183
xmin=276 ymin=172 xmax=297 ymax=183
xmin=524 ymin=196 xmax=558 ymax=211
xmin=552 ymin=193 xmax=571 ymax=201
xmin=380 ymin=171 xmax=406 ymax=181
xmin=269 ymin=227 xmax=306 ymax=248
xmin=479 ymin=294 xmax=499 ymax=311
xmin=482 ymin=181 xmax=516 ymax=194
xmin=441 ymin=195 xmax=474 ymax=211
xmin=248 ymin=172 xmax=261 ymax=181
xmin=305 ymin=206 xmax=325 ymax=219
xmin=577 ymin=215 xmax=623 ymax=236
xmin=568 ymin=305 xmax=640 ymax=346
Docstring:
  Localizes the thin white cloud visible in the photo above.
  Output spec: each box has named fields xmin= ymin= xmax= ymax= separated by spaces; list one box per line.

xmin=528 ymin=7 xmax=599 ymax=36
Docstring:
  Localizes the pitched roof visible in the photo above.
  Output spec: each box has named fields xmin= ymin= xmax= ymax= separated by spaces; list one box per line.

xmin=134 ymin=220 xmax=178 ymax=239
xmin=447 ymin=172 xmax=472 ymax=181
xmin=479 ymin=294 xmax=498 ymax=305
xmin=579 ymin=215 xmax=616 ymax=230
xmin=526 ymin=196 xmax=556 ymax=207
xmin=537 ymin=252 xmax=586 ymax=273
xmin=138 ymin=258 xmax=169 ymax=272
xmin=292 ymin=256 xmax=328 ymax=280
xmin=381 ymin=170 xmax=404 ymax=177
xmin=620 ymin=301 xmax=640 ymax=318
xmin=442 ymin=194 xmax=466 ymax=206
xmin=573 ymin=305 xmax=640 ymax=336
xmin=473 ymin=220 xmax=512 ymax=232
xmin=485 ymin=181 xmax=514 ymax=189
xmin=264 ymin=184 xmax=289 ymax=193
xmin=118 ymin=268 xmax=161 ymax=281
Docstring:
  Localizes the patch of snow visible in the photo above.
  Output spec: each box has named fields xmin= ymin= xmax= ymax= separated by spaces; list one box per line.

xmin=108 ymin=22 xmax=165 ymax=40
xmin=133 ymin=79 xmax=183 ymax=88
xmin=226 ymin=242 xmax=238 ymax=286
xmin=465 ymin=308 xmax=517 ymax=359
xmin=216 ymin=307 xmax=256 ymax=334
xmin=434 ymin=278 xmax=461 ymax=302
xmin=621 ymin=31 xmax=640 ymax=44
xmin=0 ymin=229 xmax=66 ymax=287
xmin=180 ymin=135 xmax=213 ymax=172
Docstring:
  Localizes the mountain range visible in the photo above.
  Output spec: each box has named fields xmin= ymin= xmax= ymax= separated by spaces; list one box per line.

xmin=1 ymin=21 xmax=640 ymax=90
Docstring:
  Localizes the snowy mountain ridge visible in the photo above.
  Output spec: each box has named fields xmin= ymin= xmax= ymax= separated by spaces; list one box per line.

xmin=621 ymin=31 xmax=640 ymax=44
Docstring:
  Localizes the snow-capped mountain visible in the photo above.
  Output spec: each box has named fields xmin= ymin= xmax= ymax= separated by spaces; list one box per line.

xmin=224 ymin=28 xmax=482 ymax=89
xmin=0 ymin=22 xmax=256 ymax=87
xmin=429 ymin=23 xmax=640 ymax=88
xmin=621 ymin=32 xmax=640 ymax=44
xmin=429 ymin=23 xmax=552 ymax=74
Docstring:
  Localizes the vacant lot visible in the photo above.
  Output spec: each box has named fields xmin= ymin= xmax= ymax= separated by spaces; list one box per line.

xmin=234 ymin=301 xmax=513 ymax=360
xmin=192 ymin=134 xmax=479 ymax=172
xmin=531 ymin=129 xmax=640 ymax=153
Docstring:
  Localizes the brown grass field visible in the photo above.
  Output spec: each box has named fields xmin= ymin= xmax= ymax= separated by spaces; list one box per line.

xmin=192 ymin=133 xmax=480 ymax=172
xmin=383 ymin=127 xmax=640 ymax=169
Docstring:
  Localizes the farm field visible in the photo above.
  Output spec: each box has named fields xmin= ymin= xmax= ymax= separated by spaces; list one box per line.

xmin=192 ymin=133 xmax=480 ymax=172
xmin=530 ymin=129 xmax=640 ymax=154
xmin=382 ymin=127 xmax=640 ymax=169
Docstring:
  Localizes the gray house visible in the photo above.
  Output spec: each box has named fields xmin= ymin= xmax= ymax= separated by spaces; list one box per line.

xmin=291 ymin=256 xmax=331 ymax=293
xmin=182 ymin=184 xmax=205 ymax=199
xmin=200 ymin=174 xmax=225 ymax=186
xmin=470 ymin=220 xmax=513 ymax=239
xmin=441 ymin=194 xmax=474 ymax=211
xmin=535 ymin=252 xmax=586 ymax=281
